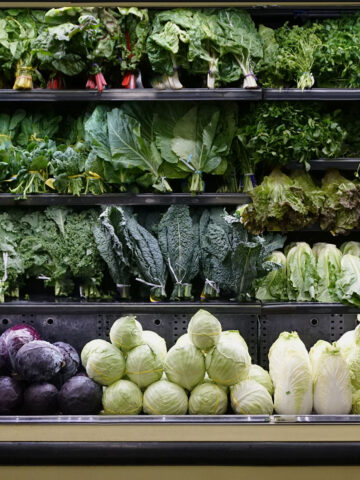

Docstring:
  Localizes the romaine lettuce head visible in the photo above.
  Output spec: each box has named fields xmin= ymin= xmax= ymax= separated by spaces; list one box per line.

xmin=312 ymin=243 xmax=342 ymax=302
xmin=164 ymin=343 xmax=205 ymax=391
xmin=310 ymin=340 xmax=351 ymax=414
xmin=206 ymin=335 xmax=251 ymax=386
xmin=286 ymin=242 xmax=317 ymax=301
xmin=248 ymin=364 xmax=274 ymax=396
xmin=189 ymin=382 xmax=228 ymax=415
xmin=141 ymin=330 xmax=167 ymax=361
xmin=102 ymin=379 xmax=142 ymax=415
xmin=143 ymin=380 xmax=188 ymax=415
xmin=335 ymin=254 xmax=360 ymax=307
xmin=187 ymin=309 xmax=222 ymax=352
xmin=125 ymin=344 xmax=163 ymax=388
xmin=269 ymin=331 xmax=313 ymax=414
xmin=82 ymin=341 xmax=125 ymax=386
xmin=109 ymin=315 xmax=143 ymax=352
xmin=255 ymin=251 xmax=287 ymax=301
xmin=230 ymin=379 xmax=273 ymax=414
xmin=352 ymin=390 xmax=360 ymax=414
xmin=337 ymin=324 xmax=360 ymax=390
xmin=341 ymin=241 xmax=360 ymax=257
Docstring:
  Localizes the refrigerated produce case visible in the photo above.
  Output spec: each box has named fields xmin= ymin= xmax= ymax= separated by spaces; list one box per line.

xmin=2 ymin=1 xmax=360 ymax=479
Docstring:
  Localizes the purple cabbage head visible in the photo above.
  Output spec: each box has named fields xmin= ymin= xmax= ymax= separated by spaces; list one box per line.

xmin=23 ymin=383 xmax=58 ymax=415
xmin=15 ymin=340 xmax=64 ymax=383
xmin=0 ymin=376 xmax=23 ymax=414
xmin=53 ymin=342 xmax=80 ymax=386
xmin=1 ymin=325 xmax=41 ymax=371
xmin=58 ymin=374 xmax=102 ymax=415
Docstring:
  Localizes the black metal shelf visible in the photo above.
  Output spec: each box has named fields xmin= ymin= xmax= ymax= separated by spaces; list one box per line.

xmin=0 ymin=301 xmax=357 ymax=315
xmin=0 ymin=88 xmax=262 ymax=102
xmin=286 ymin=158 xmax=360 ymax=170
xmin=264 ymin=88 xmax=360 ymax=101
xmin=2 ymin=88 xmax=360 ymax=103
xmin=0 ymin=193 xmax=251 ymax=206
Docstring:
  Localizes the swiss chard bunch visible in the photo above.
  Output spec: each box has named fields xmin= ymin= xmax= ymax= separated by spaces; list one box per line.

xmin=146 ymin=9 xmax=192 ymax=89
xmin=117 ymin=7 xmax=149 ymax=89
xmin=238 ymin=103 xmax=346 ymax=170
xmin=10 ymin=139 xmax=57 ymax=198
xmin=32 ymin=8 xmax=88 ymax=84
xmin=215 ymin=9 xmax=263 ymax=88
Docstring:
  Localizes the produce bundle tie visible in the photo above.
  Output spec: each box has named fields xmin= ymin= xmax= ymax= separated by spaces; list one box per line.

xmin=244 ymin=72 xmax=257 ymax=81
xmin=0 ymin=134 xmax=11 ymax=140
xmin=205 ymin=278 xmax=220 ymax=294
xmin=240 ymin=173 xmax=256 ymax=189
xmin=116 ymin=283 xmax=131 ymax=288
xmin=190 ymin=329 xmax=222 ymax=337
xmin=87 ymin=171 xmax=103 ymax=181
xmin=143 ymin=397 xmax=161 ymax=415
xmin=30 ymin=134 xmax=44 ymax=142
xmin=4 ymin=175 xmax=17 ymax=182
xmin=213 ymin=385 xmax=222 ymax=414
xmin=38 ymin=274 xmax=51 ymax=281
xmin=68 ymin=174 xmax=84 ymax=179
xmin=209 ymin=371 xmax=243 ymax=385
xmin=231 ymin=392 xmax=247 ymax=414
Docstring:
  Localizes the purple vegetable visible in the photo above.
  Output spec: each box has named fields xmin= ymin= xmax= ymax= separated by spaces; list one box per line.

xmin=23 ymin=383 xmax=58 ymax=415
xmin=0 ymin=337 xmax=9 ymax=373
xmin=15 ymin=341 xmax=64 ymax=383
xmin=53 ymin=342 xmax=80 ymax=385
xmin=1 ymin=325 xmax=40 ymax=371
xmin=58 ymin=375 xmax=102 ymax=414
xmin=0 ymin=376 xmax=23 ymax=414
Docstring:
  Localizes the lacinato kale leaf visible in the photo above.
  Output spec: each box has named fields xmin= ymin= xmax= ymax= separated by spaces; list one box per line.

xmin=158 ymin=205 xmax=200 ymax=300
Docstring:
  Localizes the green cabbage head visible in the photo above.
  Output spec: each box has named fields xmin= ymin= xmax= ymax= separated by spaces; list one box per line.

xmin=141 ymin=330 xmax=167 ymax=361
xmin=102 ymin=379 xmax=143 ymax=414
xmin=206 ymin=334 xmax=251 ymax=386
xmin=187 ymin=309 xmax=222 ymax=351
xmin=126 ymin=344 xmax=163 ymax=388
xmin=81 ymin=339 xmax=125 ymax=386
xmin=110 ymin=315 xmax=143 ymax=352
xmin=189 ymin=382 xmax=228 ymax=415
xmin=164 ymin=343 xmax=205 ymax=390
xmin=143 ymin=380 xmax=188 ymax=415
xmin=248 ymin=364 xmax=274 ymax=396
xmin=230 ymin=379 xmax=274 ymax=414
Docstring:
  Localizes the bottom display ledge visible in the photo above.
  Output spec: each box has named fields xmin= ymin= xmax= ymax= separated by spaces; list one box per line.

xmin=0 ymin=441 xmax=360 ymax=466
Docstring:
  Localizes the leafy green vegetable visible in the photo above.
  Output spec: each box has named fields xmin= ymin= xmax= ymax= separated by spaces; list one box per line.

xmin=158 ymin=205 xmax=200 ymax=300
xmin=117 ymin=207 xmax=167 ymax=301
xmin=286 ymin=242 xmax=318 ymax=302
xmin=240 ymin=168 xmax=323 ymax=234
xmin=335 ymin=254 xmax=360 ymax=307
xmin=238 ymin=103 xmax=346 ymax=169
xmin=313 ymin=243 xmax=342 ymax=302
xmin=93 ymin=206 xmax=131 ymax=299
xmin=320 ymin=170 xmax=360 ymax=235
xmin=255 ymin=251 xmax=287 ymax=301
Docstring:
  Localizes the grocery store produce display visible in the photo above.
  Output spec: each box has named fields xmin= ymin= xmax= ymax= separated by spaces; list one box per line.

xmin=1 ymin=7 xmax=360 ymax=90
xmin=2 ymin=310 xmax=360 ymax=416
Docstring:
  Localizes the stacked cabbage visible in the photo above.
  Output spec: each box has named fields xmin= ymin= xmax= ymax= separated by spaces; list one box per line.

xmin=81 ymin=309 xmax=277 ymax=415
